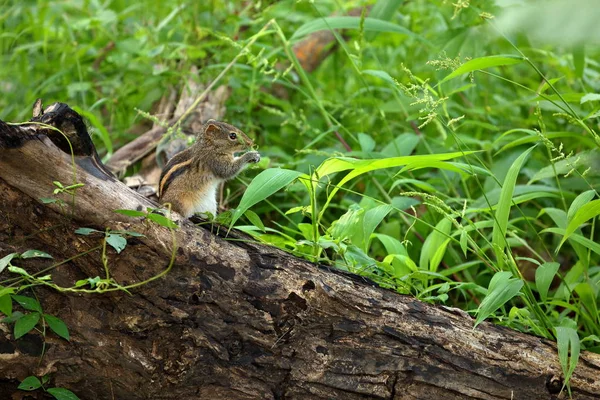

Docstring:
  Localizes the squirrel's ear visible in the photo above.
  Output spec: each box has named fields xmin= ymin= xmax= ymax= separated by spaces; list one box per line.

xmin=204 ymin=120 xmax=220 ymax=136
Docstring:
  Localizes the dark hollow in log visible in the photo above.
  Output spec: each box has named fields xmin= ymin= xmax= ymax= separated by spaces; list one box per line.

xmin=0 ymin=104 xmax=599 ymax=400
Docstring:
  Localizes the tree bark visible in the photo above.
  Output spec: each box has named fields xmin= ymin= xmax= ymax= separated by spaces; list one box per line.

xmin=0 ymin=104 xmax=599 ymax=400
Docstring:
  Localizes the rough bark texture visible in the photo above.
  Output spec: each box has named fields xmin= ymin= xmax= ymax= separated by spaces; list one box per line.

xmin=1 ymin=105 xmax=600 ymax=400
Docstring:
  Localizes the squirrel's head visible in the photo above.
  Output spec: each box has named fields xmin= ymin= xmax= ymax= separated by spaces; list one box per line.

xmin=202 ymin=119 xmax=255 ymax=152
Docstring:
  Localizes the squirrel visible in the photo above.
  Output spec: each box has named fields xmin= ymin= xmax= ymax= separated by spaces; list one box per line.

xmin=158 ymin=119 xmax=260 ymax=218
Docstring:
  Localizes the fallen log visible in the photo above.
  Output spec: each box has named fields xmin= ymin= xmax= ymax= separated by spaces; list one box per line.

xmin=0 ymin=103 xmax=599 ymax=400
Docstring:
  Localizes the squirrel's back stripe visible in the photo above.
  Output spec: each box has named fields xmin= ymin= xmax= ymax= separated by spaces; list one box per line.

xmin=158 ymin=154 xmax=193 ymax=197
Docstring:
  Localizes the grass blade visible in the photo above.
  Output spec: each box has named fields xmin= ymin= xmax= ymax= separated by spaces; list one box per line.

xmin=315 ymin=151 xmax=477 ymax=221
xmin=439 ymin=55 xmax=524 ymax=85
xmin=492 ymin=145 xmax=536 ymax=267
xmin=559 ymin=199 xmax=600 ymax=249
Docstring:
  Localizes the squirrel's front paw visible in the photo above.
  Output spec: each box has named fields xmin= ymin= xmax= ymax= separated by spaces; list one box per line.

xmin=246 ymin=151 xmax=261 ymax=164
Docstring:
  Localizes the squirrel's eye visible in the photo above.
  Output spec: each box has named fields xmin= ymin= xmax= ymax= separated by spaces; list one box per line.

xmin=229 ymin=132 xmax=237 ymax=140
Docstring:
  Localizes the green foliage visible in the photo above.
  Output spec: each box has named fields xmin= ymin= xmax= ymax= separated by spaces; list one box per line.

xmin=14 ymin=312 xmax=40 ymax=339
xmin=474 ymin=271 xmax=524 ymax=329
xmin=18 ymin=375 xmax=80 ymax=400
xmin=230 ymin=168 xmax=304 ymax=227
xmin=47 ymin=387 xmax=81 ymax=400
xmin=555 ymin=327 xmax=581 ymax=394
xmin=2 ymin=0 xmax=600 ymax=395
xmin=18 ymin=376 xmax=43 ymax=391
xmin=291 ymin=16 xmax=426 ymax=43
xmin=44 ymin=314 xmax=70 ymax=341
xmin=535 ymin=262 xmax=560 ymax=302
xmin=114 ymin=208 xmax=178 ymax=228
xmin=492 ymin=145 xmax=536 ymax=268
xmin=438 ymin=55 xmax=524 ymax=84
xmin=4 ymin=294 xmax=70 ymax=341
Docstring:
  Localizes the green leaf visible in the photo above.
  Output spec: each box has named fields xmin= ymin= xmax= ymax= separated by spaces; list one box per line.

xmin=314 ymin=152 xmax=477 ymax=220
xmin=382 ymin=133 xmax=420 ymax=158
xmin=361 ymin=0 xmax=405 ymax=41
xmin=474 ymin=271 xmax=523 ymax=328
xmin=459 ymin=230 xmax=468 ymax=256
xmin=343 ymin=244 xmax=379 ymax=270
xmin=373 ymin=234 xmax=406 ymax=256
xmin=358 ymin=133 xmax=376 ymax=152
xmin=420 ymin=218 xmax=452 ymax=273
xmin=285 ymin=206 xmax=306 ymax=215
xmin=0 ymin=275 xmax=22 ymax=292
xmin=75 ymin=276 xmax=101 ymax=289
xmin=0 ymin=253 xmax=17 ymax=273
xmin=383 ymin=254 xmax=418 ymax=277
xmin=542 ymin=228 xmax=600 ymax=256
xmin=567 ymin=190 xmax=596 ymax=222
xmin=44 ymin=314 xmax=70 ymax=341
xmin=18 ymin=376 xmax=42 ymax=391
xmin=14 ymin=312 xmax=40 ymax=339
xmin=0 ymin=294 xmax=12 ymax=316
xmin=555 ymin=326 xmax=580 ymax=389
xmin=329 ymin=204 xmax=364 ymax=243
xmin=47 ymin=387 xmax=81 ymax=400
xmin=574 ymin=283 xmax=599 ymax=322
xmin=74 ymin=227 xmax=101 ymax=235
xmin=244 ymin=210 xmax=265 ymax=232
xmin=20 ymin=250 xmax=53 ymax=259
xmin=291 ymin=16 xmax=428 ymax=45
xmin=114 ymin=209 xmax=147 ymax=217
xmin=439 ymin=55 xmax=524 ymax=85
xmin=361 ymin=205 xmax=393 ymax=251
xmin=11 ymin=295 xmax=42 ymax=312
xmin=560 ymin=199 xmax=600 ymax=249
xmin=495 ymin=130 xmax=597 ymax=154
xmin=535 ymin=262 xmax=560 ymax=302
xmin=74 ymin=279 xmax=89 ymax=287
xmin=492 ymin=146 xmax=536 ymax=267
xmin=106 ymin=234 xmax=127 ymax=254
xmin=146 ymin=213 xmax=178 ymax=229
xmin=8 ymin=266 xmax=31 ymax=276
xmin=230 ymin=168 xmax=304 ymax=228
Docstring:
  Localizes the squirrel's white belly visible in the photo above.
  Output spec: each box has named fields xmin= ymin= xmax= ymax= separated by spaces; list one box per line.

xmin=191 ymin=181 xmax=219 ymax=216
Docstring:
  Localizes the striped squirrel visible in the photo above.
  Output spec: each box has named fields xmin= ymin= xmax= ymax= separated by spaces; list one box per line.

xmin=158 ymin=119 xmax=260 ymax=217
